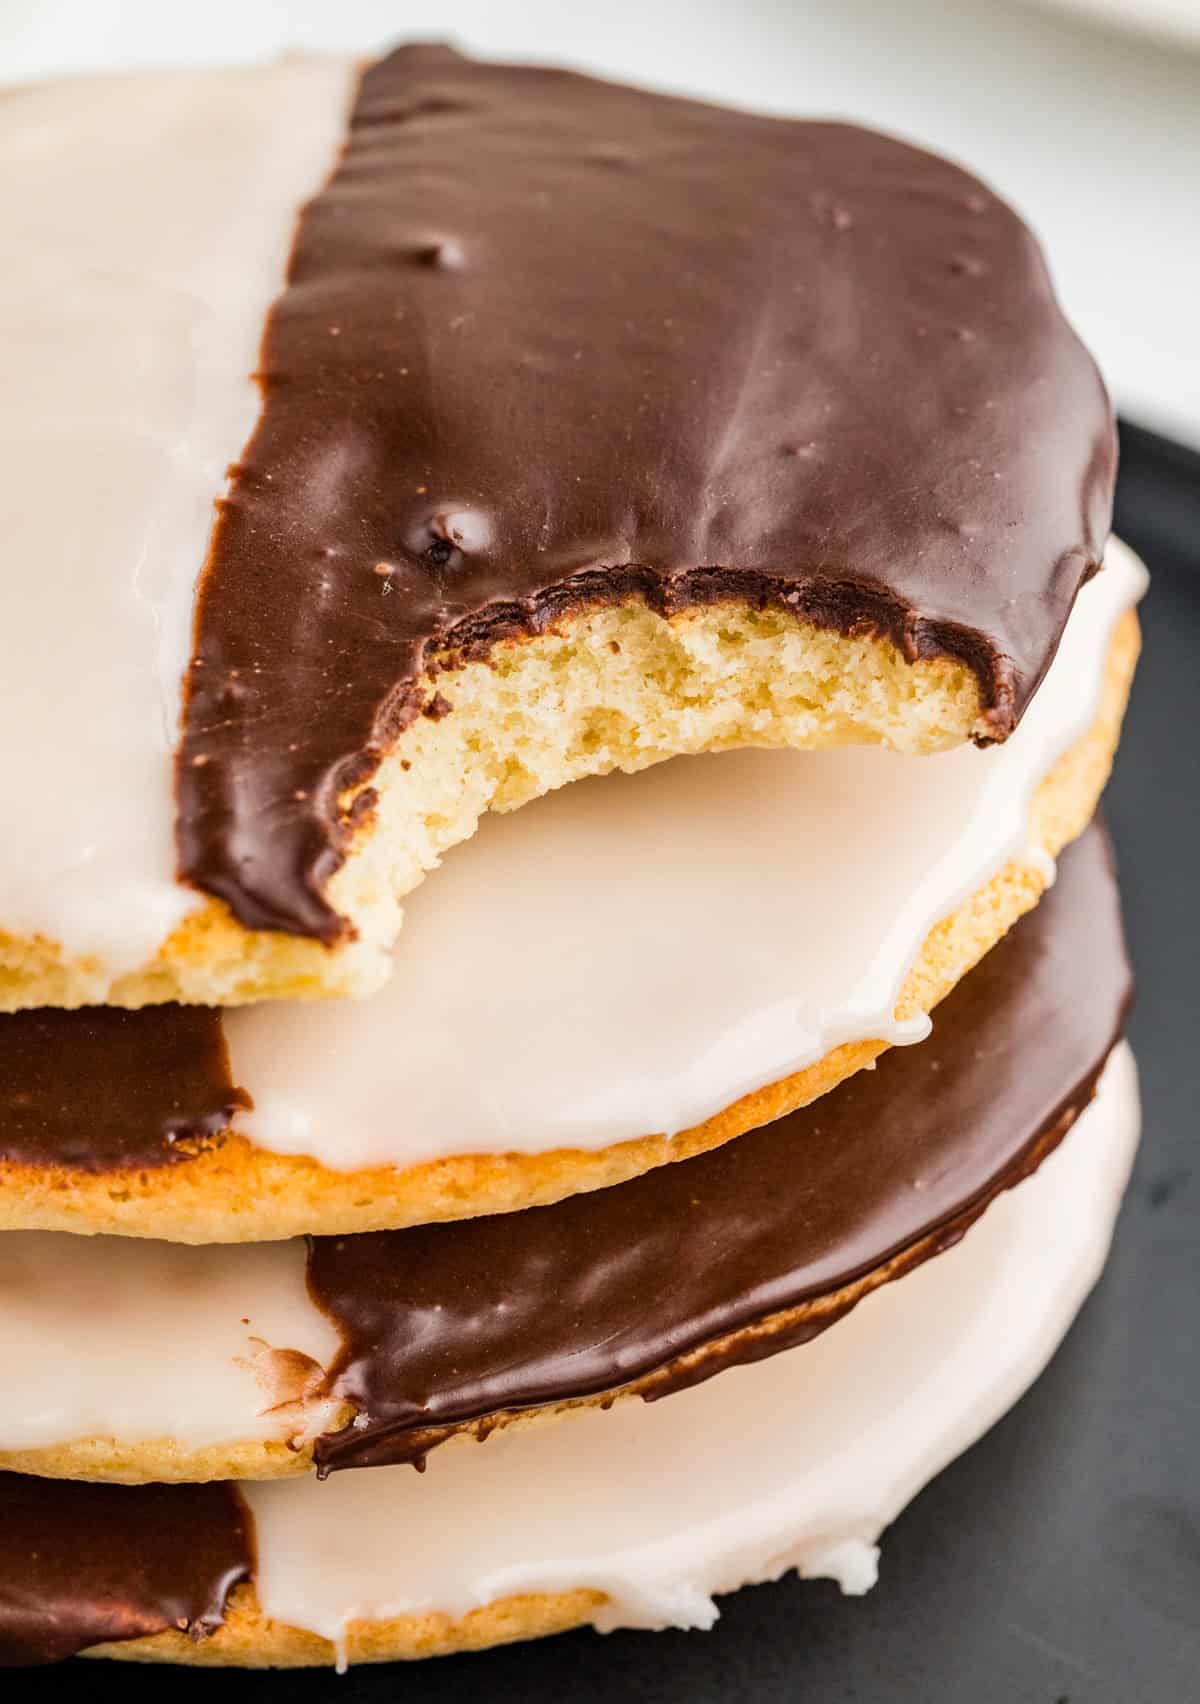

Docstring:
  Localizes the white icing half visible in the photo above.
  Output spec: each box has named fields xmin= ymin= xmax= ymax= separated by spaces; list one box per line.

xmin=246 ymin=1044 xmax=1139 ymax=1659
xmin=0 ymin=61 xmax=352 ymax=981
xmin=230 ymin=544 xmax=1145 ymax=1169
xmin=0 ymin=1235 xmax=340 ymax=1453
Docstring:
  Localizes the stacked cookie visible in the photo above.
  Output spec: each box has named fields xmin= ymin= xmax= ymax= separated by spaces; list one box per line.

xmin=0 ymin=45 xmax=1144 ymax=1670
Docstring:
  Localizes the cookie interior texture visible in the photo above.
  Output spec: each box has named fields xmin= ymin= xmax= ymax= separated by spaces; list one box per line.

xmin=0 ymin=609 xmax=989 ymax=1013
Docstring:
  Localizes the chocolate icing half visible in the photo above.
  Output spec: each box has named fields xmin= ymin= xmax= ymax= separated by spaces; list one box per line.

xmin=309 ymin=823 xmax=1129 ymax=1471
xmin=0 ymin=1005 xmax=247 ymax=1173
xmin=177 ymin=43 xmax=1115 ymax=940
xmin=0 ymin=1474 xmax=249 ymax=1666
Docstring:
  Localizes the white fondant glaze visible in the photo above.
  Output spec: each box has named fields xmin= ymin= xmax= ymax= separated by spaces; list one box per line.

xmin=0 ymin=1235 xmax=340 ymax=1452
xmin=0 ymin=61 xmax=352 ymax=981
xmin=246 ymin=1044 xmax=1140 ymax=1658
xmin=229 ymin=545 xmax=1145 ymax=1169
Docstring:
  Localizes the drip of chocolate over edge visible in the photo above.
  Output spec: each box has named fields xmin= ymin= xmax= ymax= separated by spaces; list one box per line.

xmin=0 ymin=1475 xmax=249 ymax=1666
xmin=178 ymin=43 xmax=1115 ymax=940
xmin=309 ymin=824 xmax=1129 ymax=1470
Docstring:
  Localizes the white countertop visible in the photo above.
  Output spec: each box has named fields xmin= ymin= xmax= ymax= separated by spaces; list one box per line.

xmin=5 ymin=0 xmax=1199 ymax=445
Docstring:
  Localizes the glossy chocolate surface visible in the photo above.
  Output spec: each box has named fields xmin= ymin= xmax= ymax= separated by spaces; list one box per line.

xmin=0 ymin=1474 xmax=249 ymax=1665
xmin=310 ymin=824 xmax=1129 ymax=1469
xmin=0 ymin=1005 xmax=247 ymax=1173
xmin=177 ymin=44 xmax=1114 ymax=938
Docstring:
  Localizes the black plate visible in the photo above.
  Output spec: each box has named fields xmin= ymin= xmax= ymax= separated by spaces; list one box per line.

xmin=57 ymin=424 xmax=1200 ymax=1704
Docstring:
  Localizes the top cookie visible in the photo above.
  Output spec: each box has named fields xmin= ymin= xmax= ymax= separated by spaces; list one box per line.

xmin=0 ymin=45 xmax=1114 ymax=1010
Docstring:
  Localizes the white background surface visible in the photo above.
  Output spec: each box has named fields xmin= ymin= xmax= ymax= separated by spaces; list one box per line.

xmin=4 ymin=0 xmax=1199 ymax=445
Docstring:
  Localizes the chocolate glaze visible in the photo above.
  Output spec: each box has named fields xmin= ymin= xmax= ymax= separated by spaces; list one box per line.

xmin=0 ymin=1474 xmax=249 ymax=1665
xmin=0 ymin=1005 xmax=248 ymax=1172
xmin=177 ymin=43 xmax=1115 ymax=940
xmin=310 ymin=823 xmax=1129 ymax=1471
